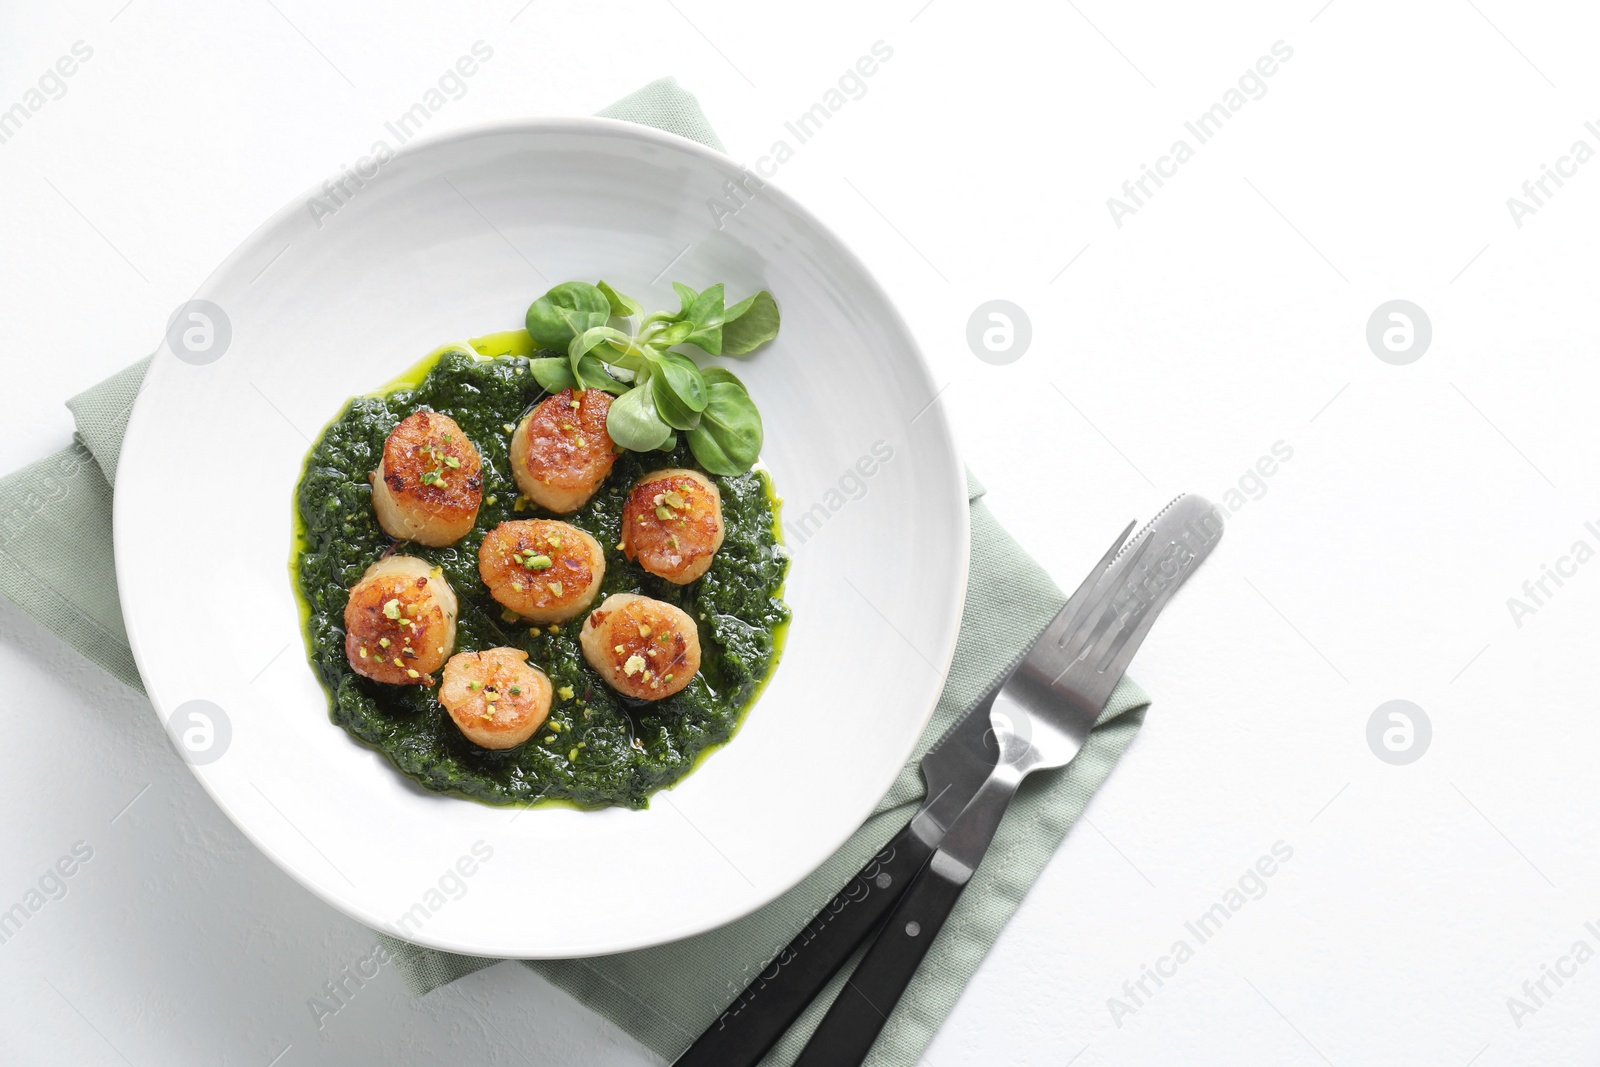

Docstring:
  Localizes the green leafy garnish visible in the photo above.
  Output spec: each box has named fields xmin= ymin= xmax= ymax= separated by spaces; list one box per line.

xmin=606 ymin=379 xmax=675 ymax=451
xmin=521 ymin=279 xmax=780 ymax=474
xmin=526 ymin=282 xmax=612 ymax=351
xmin=688 ymin=379 xmax=763 ymax=474
xmin=721 ymin=291 xmax=781 ymax=355
xmin=597 ymin=280 xmax=643 ymax=318
xmin=663 ymin=352 xmax=711 ymax=411
xmin=529 ymin=353 xmax=628 ymax=395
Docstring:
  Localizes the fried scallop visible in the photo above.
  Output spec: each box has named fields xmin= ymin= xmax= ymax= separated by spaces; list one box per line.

xmin=579 ymin=593 xmax=700 ymax=700
xmin=477 ymin=519 xmax=605 ymax=624
xmin=438 ymin=648 xmax=552 ymax=749
xmin=620 ymin=468 xmax=725 ymax=585
xmin=343 ymin=556 xmax=458 ymax=686
xmin=510 ymin=388 xmax=618 ymax=513
xmin=369 ymin=410 xmax=483 ymax=546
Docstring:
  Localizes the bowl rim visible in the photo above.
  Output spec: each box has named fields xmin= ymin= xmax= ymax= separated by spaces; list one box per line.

xmin=115 ymin=113 xmax=971 ymax=956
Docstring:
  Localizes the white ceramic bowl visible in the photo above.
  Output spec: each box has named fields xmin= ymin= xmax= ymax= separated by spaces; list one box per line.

xmin=116 ymin=118 xmax=968 ymax=957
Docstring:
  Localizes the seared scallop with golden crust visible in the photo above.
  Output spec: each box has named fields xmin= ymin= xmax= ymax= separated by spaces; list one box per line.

xmin=438 ymin=648 xmax=552 ymax=749
xmin=344 ymin=556 xmax=458 ymax=686
xmin=477 ymin=519 xmax=605 ymax=624
xmin=510 ymin=388 xmax=618 ymax=513
xmin=369 ymin=410 xmax=483 ymax=546
xmin=579 ymin=593 xmax=700 ymax=701
xmin=620 ymin=469 xmax=725 ymax=585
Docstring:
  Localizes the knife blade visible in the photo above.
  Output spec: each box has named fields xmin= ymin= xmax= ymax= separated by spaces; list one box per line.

xmin=671 ymin=520 xmax=1136 ymax=1067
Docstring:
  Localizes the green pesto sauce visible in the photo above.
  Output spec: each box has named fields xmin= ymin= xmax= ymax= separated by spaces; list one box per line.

xmin=291 ymin=336 xmax=789 ymax=810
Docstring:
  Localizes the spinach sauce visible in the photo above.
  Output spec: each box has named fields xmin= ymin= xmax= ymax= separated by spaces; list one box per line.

xmin=292 ymin=340 xmax=789 ymax=809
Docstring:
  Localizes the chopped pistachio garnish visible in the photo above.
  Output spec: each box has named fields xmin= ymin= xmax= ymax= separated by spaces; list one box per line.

xmin=665 ymin=673 xmax=674 ymax=683
xmin=613 ymin=644 xmax=624 ymax=654
xmin=663 ymin=490 xmax=687 ymax=509
xmin=407 ymin=668 xmax=420 ymax=678
xmin=443 ymin=456 xmax=461 ymax=469
xmin=503 ymin=423 xmax=516 ymax=434
xmin=382 ymin=599 xmax=401 ymax=620
xmin=469 ymin=681 xmax=482 ymax=691
xmin=513 ymin=495 xmax=529 ymax=512
xmin=548 ymin=581 xmax=564 ymax=596
xmin=655 ymin=505 xmax=674 ymax=521
xmin=522 ymin=553 xmax=553 ymax=571
xmin=378 ymin=637 xmax=391 ymax=648
xmin=358 ymin=647 xmax=369 ymax=658
xmin=429 ymin=565 xmax=443 ymax=578
xmin=623 ymin=654 xmax=646 ymax=676
xmin=373 ymin=655 xmax=385 ymax=664
xmin=638 ymin=624 xmax=652 ymax=637
xmin=501 ymin=609 xmax=519 ymax=623
xmin=509 ymin=685 xmax=522 ymax=696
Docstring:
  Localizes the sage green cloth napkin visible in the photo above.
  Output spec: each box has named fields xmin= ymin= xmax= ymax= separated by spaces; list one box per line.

xmin=0 ymin=77 xmax=1150 ymax=1066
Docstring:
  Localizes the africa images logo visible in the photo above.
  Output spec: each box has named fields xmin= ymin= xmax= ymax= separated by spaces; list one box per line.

xmin=1105 ymin=41 xmax=1294 ymax=228
xmin=305 ymin=41 xmax=495 ymax=228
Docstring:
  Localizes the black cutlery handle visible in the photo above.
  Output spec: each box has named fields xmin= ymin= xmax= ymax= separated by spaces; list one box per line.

xmin=790 ymin=853 xmax=969 ymax=1067
xmin=673 ymin=819 xmax=936 ymax=1067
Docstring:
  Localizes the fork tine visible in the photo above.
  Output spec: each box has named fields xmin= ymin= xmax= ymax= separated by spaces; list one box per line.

xmin=1045 ymin=519 xmax=1136 ymax=653
xmin=1082 ymin=498 xmax=1225 ymax=687
xmin=1049 ymin=599 xmax=1121 ymax=687
xmin=1052 ymin=494 xmax=1194 ymax=667
xmin=1091 ymin=593 xmax=1163 ymax=680
xmin=1056 ymin=525 xmax=1157 ymax=665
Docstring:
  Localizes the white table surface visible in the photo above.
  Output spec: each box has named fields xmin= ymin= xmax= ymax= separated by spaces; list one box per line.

xmin=4 ymin=1 xmax=1599 ymax=1063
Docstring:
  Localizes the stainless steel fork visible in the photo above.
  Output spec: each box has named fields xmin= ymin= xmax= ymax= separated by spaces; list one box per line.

xmin=793 ymin=494 xmax=1225 ymax=1067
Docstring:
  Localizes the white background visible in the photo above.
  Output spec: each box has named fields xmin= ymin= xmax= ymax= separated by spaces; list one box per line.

xmin=2 ymin=0 xmax=1598 ymax=1063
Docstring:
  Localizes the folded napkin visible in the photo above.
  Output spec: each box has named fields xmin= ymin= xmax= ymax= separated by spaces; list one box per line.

xmin=0 ymin=77 xmax=1150 ymax=1067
